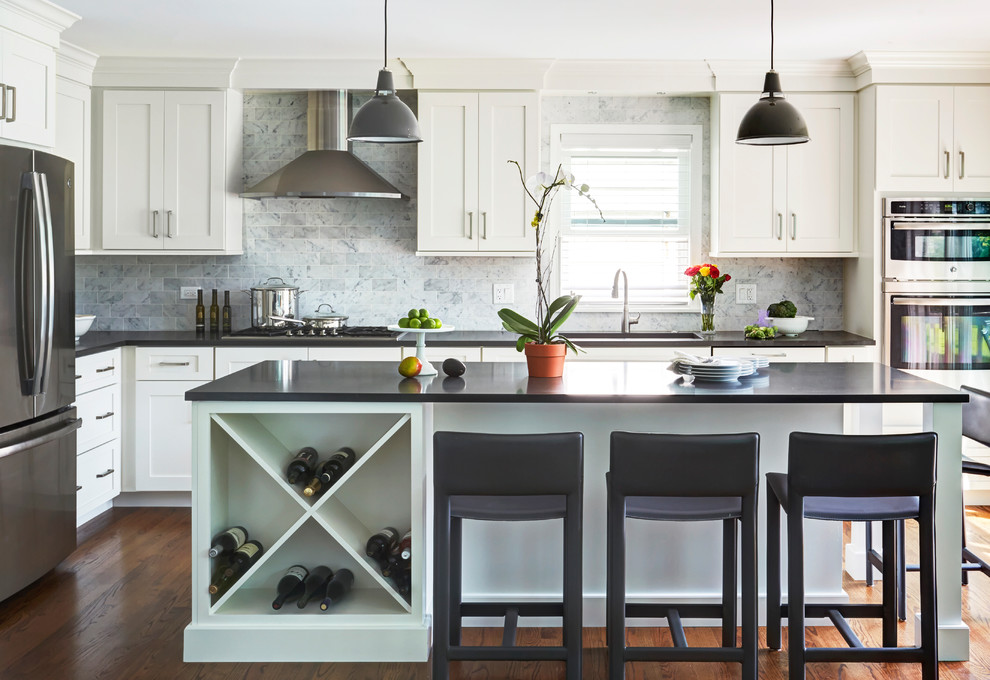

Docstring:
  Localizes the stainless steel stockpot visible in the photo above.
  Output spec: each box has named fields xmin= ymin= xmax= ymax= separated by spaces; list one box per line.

xmin=247 ymin=277 xmax=300 ymax=328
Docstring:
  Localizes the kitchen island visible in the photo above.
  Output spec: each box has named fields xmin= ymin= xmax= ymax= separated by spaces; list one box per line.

xmin=183 ymin=360 xmax=967 ymax=663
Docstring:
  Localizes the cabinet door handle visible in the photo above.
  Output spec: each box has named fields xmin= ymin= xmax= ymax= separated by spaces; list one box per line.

xmin=945 ymin=150 xmax=950 ymax=179
xmin=152 ymin=210 xmax=160 ymax=238
xmin=5 ymin=85 xmax=15 ymax=123
xmin=776 ymin=213 xmax=783 ymax=240
xmin=96 ymin=468 xmax=115 ymax=478
xmin=482 ymin=211 xmax=487 ymax=239
xmin=166 ymin=210 xmax=173 ymax=238
xmin=74 ymin=374 xmax=82 ymax=379
xmin=0 ymin=83 xmax=6 ymax=121
xmin=467 ymin=211 xmax=473 ymax=238
xmin=158 ymin=361 xmax=190 ymax=366
xmin=75 ymin=485 xmax=83 ymax=491
xmin=96 ymin=366 xmax=115 ymax=373
xmin=749 ymin=351 xmax=787 ymax=357
xmin=95 ymin=411 xmax=115 ymax=420
xmin=960 ymin=150 xmax=965 ymax=179
xmin=791 ymin=213 xmax=797 ymax=240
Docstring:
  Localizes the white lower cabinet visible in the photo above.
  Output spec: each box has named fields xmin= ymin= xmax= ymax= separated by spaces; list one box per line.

xmin=401 ymin=345 xmax=481 ymax=363
xmin=184 ymin=402 xmax=427 ymax=662
xmin=74 ymin=349 xmax=122 ymax=525
xmin=713 ymin=346 xmax=826 ymax=363
xmin=131 ymin=347 xmax=214 ymax=492
xmin=215 ymin=347 xmax=308 ymax=378
xmin=483 ymin=345 xmax=711 ymax=362
xmin=309 ymin=347 xmax=402 ymax=362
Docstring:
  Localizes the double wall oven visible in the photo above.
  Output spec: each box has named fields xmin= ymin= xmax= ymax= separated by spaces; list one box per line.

xmin=883 ymin=198 xmax=990 ymax=389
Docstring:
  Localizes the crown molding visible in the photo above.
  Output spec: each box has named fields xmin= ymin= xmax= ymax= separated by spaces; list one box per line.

xmin=849 ymin=51 xmax=990 ymax=89
xmin=544 ymin=60 xmax=714 ymax=94
xmin=0 ymin=0 xmax=78 ymax=47
xmin=93 ymin=57 xmax=240 ymax=88
xmin=232 ymin=58 xmax=412 ymax=91
xmin=708 ymin=59 xmax=857 ymax=92
xmin=56 ymin=41 xmax=98 ymax=86
xmin=403 ymin=58 xmax=552 ymax=90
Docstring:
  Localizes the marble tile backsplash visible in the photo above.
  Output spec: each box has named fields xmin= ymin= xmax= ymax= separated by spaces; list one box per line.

xmin=75 ymin=92 xmax=843 ymax=333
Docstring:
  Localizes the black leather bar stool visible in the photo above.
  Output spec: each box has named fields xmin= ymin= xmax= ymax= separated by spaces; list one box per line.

xmin=767 ymin=432 xmax=938 ymax=680
xmin=607 ymin=432 xmax=760 ymax=680
xmin=432 ymin=431 xmax=583 ymax=680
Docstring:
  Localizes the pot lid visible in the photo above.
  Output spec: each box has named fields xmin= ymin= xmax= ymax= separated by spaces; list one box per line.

xmin=251 ymin=276 xmax=299 ymax=291
xmin=303 ymin=303 xmax=348 ymax=320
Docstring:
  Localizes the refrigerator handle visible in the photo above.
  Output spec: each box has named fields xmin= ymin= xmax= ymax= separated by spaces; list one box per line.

xmin=35 ymin=172 xmax=55 ymax=396
xmin=0 ymin=417 xmax=81 ymax=462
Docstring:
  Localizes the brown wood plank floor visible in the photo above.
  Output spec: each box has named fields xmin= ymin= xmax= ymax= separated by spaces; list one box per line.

xmin=3 ymin=507 xmax=990 ymax=679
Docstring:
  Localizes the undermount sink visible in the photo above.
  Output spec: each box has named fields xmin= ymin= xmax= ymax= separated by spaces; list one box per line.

xmin=564 ymin=331 xmax=703 ymax=341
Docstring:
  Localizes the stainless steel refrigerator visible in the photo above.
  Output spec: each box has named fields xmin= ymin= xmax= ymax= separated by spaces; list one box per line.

xmin=0 ymin=145 xmax=79 ymax=602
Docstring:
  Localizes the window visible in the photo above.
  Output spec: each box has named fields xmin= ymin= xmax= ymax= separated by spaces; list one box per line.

xmin=550 ymin=124 xmax=703 ymax=310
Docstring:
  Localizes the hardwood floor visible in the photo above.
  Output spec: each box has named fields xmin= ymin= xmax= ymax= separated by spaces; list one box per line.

xmin=4 ymin=507 xmax=990 ymax=679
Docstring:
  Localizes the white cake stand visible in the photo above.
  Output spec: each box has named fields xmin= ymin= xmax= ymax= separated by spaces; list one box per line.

xmin=387 ymin=325 xmax=455 ymax=377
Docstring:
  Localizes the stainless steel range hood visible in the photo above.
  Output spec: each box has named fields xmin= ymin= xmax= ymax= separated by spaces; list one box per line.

xmin=241 ymin=91 xmax=407 ymax=199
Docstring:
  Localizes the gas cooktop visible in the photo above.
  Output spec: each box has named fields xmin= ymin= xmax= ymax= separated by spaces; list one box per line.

xmin=224 ymin=325 xmax=399 ymax=340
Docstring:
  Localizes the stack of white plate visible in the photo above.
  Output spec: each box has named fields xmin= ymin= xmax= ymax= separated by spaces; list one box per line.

xmin=673 ymin=357 xmax=755 ymax=382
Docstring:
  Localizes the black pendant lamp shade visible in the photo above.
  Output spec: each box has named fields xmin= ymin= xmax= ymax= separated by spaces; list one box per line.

xmin=348 ymin=0 xmax=422 ymax=144
xmin=736 ymin=1 xmax=809 ymax=146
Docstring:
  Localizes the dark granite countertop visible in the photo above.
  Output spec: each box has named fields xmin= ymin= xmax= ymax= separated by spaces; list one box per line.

xmin=76 ymin=329 xmax=875 ymax=358
xmin=185 ymin=360 xmax=962 ymax=405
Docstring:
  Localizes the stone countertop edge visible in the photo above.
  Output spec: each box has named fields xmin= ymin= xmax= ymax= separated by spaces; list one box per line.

xmin=184 ymin=360 xmax=965 ymax=405
xmin=75 ymin=329 xmax=876 ymax=358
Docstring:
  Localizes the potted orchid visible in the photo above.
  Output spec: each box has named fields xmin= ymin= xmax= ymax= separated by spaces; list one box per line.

xmin=684 ymin=263 xmax=731 ymax=335
xmin=497 ymin=162 xmax=603 ymax=377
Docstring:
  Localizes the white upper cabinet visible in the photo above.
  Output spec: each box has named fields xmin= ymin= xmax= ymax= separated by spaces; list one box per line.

xmin=715 ymin=93 xmax=855 ymax=256
xmin=876 ymin=85 xmax=990 ymax=192
xmin=417 ymin=91 xmax=538 ymax=255
xmin=0 ymin=29 xmax=55 ymax=148
xmin=99 ymin=89 xmax=242 ymax=253
xmin=56 ymin=75 xmax=91 ymax=251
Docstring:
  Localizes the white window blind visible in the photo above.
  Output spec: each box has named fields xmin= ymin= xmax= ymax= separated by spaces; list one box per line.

xmin=554 ymin=128 xmax=699 ymax=307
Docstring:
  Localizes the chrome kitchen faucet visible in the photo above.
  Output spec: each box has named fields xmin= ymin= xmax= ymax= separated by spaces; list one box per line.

xmin=612 ymin=268 xmax=641 ymax=334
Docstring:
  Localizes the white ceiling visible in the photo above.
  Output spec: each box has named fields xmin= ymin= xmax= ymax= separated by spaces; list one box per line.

xmin=57 ymin=0 xmax=990 ymax=63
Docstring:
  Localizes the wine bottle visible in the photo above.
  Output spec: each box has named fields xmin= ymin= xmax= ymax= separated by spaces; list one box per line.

xmin=208 ymin=525 xmax=248 ymax=558
xmin=317 ymin=447 xmax=357 ymax=489
xmin=208 ymin=555 xmax=233 ymax=596
xmin=286 ymin=447 xmax=319 ymax=485
xmin=366 ymin=526 xmax=399 ymax=563
xmin=398 ymin=529 xmax=412 ymax=563
xmin=319 ymin=568 xmax=354 ymax=611
xmin=208 ymin=539 xmax=264 ymax=595
xmin=302 ymin=459 xmax=333 ymax=497
xmin=222 ymin=291 xmax=232 ymax=334
xmin=272 ymin=565 xmax=309 ymax=610
xmin=195 ymin=289 xmax=205 ymax=332
xmin=296 ymin=565 xmax=333 ymax=609
xmin=209 ymin=289 xmax=220 ymax=333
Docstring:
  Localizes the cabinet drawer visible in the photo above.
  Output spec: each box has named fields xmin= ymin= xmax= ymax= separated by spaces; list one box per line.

xmin=308 ymin=347 xmax=402 ymax=362
xmin=215 ymin=347 xmax=308 ymax=378
xmin=135 ymin=347 xmax=213 ymax=380
xmin=77 ymin=440 xmax=119 ymax=515
xmin=826 ymin=346 xmax=876 ymax=363
xmin=76 ymin=384 xmax=120 ymax=453
xmin=75 ymin=349 xmax=120 ymax=394
xmin=713 ymin=346 xmax=826 ymax=363
xmin=401 ymin=345 xmax=482 ymax=363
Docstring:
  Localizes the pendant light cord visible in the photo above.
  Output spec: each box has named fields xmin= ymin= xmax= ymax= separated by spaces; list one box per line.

xmin=770 ymin=0 xmax=774 ymax=70
xmin=383 ymin=0 xmax=388 ymax=69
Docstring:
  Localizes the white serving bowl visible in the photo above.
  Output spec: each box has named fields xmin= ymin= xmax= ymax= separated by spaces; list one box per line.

xmin=75 ymin=314 xmax=96 ymax=343
xmin=768 ymin=316 xmax=813 ymax=336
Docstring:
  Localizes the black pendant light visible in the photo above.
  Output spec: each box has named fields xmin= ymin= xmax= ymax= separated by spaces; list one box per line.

xmin=736 ymin=0 xmax=809 ymax=146
xmin=348 ymin=0 xmax=422 ymax=144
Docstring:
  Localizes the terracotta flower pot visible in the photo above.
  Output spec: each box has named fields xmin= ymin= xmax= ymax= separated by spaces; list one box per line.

xmin=523 ymin=342 xmax=567 ymax=378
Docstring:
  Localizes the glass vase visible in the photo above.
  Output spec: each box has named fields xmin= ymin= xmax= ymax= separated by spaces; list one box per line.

xmin=699 ymin=292 xmax=716 ymax=335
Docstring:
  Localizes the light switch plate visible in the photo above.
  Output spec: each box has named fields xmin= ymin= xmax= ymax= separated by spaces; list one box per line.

xmin=736 ymin=284 xmax=756 ymax=304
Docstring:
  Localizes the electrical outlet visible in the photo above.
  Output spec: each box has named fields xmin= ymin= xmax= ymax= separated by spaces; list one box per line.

xmin=180 ymin=286 xmax=201 ymax=300
xmin=736 ymin=284 xmax=756 ymax=305
xmin=493 ymin=283 xmax=514 ymax=304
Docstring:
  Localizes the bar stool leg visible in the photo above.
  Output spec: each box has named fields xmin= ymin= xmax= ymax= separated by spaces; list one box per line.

xmin=741 ymin=495 xmax=758 ymax=680
xmin=607 ymin=486 xmax=626 ymax=680
xmin=433 ymin=501 xmax=452 ymax=680
xmin=865 ymin=522 xmax=874 ymax=587
xmin=767 ymin=480 xmax=782 ymax=650
xmin=722 ymin=517 xmax=738 ymax=648
xmin=897 ymin=519 xmax=907 ymax=621
xmin=564 ymin=491 xmax=583 ymax=680
xmin=787 ymin=496 xmax=807 ymax=680
xmin=449 ymin=516 xmax=463 ymax=646
xmin=881 ymin=520 xmax=898 ymax=647
xmin=919 ymin=497 xmax=938 ymax=680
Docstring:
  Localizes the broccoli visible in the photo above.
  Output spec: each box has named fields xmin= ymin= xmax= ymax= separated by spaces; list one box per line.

xmin=744 ymin=324 xmax=777 ymax=339
xmin=767 ymin=300 xmax=797 ymax=318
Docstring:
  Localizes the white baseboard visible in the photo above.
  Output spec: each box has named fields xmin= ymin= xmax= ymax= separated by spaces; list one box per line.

xmin=114 ymin=491 xmax=191 ymax=508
